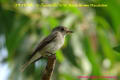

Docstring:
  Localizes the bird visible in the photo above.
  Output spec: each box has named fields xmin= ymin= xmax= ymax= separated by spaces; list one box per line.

xmin=20 ymin=26 xmax=73 ymax=72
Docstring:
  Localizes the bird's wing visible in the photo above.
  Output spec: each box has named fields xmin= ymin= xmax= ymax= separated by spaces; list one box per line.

xmin=20 ymin=32 xmax=58 ymax=72
xmin=29 ymin=32 xmax=58 ymax=59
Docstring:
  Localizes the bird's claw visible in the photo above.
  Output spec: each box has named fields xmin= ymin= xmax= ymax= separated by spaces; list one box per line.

xmin=45 ymin=51 xmax=54 ymax=57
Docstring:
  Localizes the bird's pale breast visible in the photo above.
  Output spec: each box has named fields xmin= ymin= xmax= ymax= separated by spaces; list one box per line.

xmin=43 ymin=32 xmax=64 ymax=54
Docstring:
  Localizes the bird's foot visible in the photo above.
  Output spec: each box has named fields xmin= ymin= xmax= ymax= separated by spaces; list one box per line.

xmin=45 ymin=51 xmax=55 ymax=57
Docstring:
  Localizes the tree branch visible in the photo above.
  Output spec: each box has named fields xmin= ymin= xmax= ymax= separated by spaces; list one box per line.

xmin=42 ymin=54 xmax=56 ymax=80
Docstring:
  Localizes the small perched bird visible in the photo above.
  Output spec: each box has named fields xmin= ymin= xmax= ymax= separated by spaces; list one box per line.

xmin=20 ymin=26 xmax=73 ymax=72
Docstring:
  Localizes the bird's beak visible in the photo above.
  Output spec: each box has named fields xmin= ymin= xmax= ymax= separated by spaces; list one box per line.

xmin=66 ymin=30 xmax=73 ymax=34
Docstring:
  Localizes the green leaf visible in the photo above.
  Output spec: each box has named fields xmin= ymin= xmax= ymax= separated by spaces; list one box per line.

xmin=56 ymin=50 xmax=64 ymax=62
xmin=62 ymin=36 xmax=79 ymax=68
xmin=113 ymin=45 xmax=120 ymax=53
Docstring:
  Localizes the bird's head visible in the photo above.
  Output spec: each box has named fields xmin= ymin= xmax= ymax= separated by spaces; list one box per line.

xmin=52 ymin=26 xmax=73 ymax=35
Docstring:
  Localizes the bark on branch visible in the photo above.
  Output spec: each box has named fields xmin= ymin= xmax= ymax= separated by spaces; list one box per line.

xmin=42 ymin=54 xmax=56 ymax=80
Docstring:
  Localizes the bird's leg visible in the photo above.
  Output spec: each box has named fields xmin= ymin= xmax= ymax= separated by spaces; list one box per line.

xmin=45 ymin=51 xmax=54 ymax=57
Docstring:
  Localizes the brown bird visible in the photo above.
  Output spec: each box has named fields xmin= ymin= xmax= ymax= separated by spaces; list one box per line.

xmin=20 ymin=26 xmax=73 ymax=72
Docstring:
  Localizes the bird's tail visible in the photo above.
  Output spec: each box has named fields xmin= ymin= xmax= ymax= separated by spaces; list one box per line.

xmin=20 ymin=60 xmax=31 ymax=72
xmin=20 ymin=53 xmax=42 ymax=72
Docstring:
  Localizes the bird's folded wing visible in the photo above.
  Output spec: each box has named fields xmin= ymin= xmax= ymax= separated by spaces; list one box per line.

xmin=29 ymin=32 xmax=58 ymax=59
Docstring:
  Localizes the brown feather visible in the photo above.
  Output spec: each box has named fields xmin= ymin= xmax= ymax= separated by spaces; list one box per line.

xmin=29 ymin=32 xmax=57 ymax=59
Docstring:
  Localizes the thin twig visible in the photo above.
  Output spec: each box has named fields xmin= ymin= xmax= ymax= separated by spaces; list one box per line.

xmin=42 ymin=54 xmax=56 ymax=80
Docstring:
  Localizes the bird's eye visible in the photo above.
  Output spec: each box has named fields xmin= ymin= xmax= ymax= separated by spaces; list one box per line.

xmin=61 ymin=28 xmax=64 ymax=31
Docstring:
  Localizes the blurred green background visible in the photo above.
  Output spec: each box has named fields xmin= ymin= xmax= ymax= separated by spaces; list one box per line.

xmin=0 ymin=0 xmax=120 ymax=80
